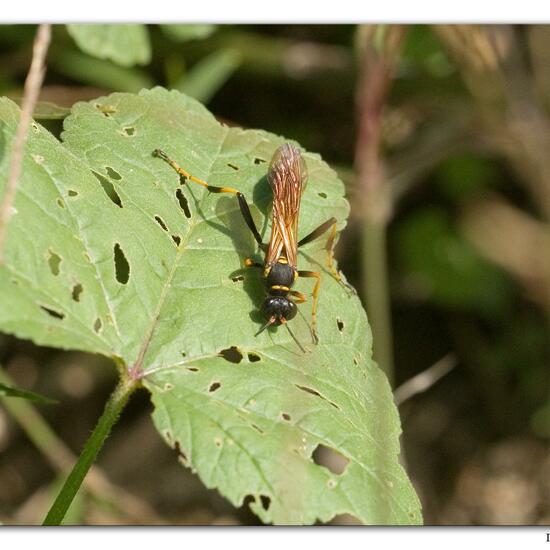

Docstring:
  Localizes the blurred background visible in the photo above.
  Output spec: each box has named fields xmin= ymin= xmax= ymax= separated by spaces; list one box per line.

xmin=0 ymin=24 xmax=548 ymax=525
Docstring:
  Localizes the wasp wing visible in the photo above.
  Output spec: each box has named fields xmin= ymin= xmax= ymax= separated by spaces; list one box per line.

xmin=265 ymin=143 xmax=307 ymax=270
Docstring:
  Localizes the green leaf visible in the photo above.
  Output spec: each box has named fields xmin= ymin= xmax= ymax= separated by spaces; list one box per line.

xmin=66 ymin=24 xmax=151 ymax=67
xmin=0 ymin=381 xmax=56 ymax=404
xmin=0 ymin=89 xmax=421 ymax=525
xmin=177 ymin=49 xmax=241 ymax=104
xmin=160 ymin=24 xmax=217 ymax=42
xmin=50 ymin=48 xmax=153 ymax=93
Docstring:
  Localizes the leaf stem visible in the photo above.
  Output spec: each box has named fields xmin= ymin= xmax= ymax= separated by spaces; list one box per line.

xmin=42 ymin=376 xmax=138 ymax=525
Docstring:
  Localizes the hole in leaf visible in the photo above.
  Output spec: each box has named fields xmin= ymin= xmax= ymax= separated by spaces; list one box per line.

xmin=318 ymin=192 xmax=327 ymax=199
xmin=295 ymin=384 xmax=322 ymax=399
xmin=312 ymin=444 xmax=349 ymax=475
xmin=176 ymin=188 xmax=191 ymax=218
xmin=93 ymin=317 xmax=102 ymax=333
xmin=281 ymin=412 xmax=291 ymax=422
xmin=47 ymin=250 xmax=62 ymax=276
xmin=56 ymin=198 xmax=65 ymax=209
xmin=172 ymin=234 xmax=181 ymax=246
xmin=247 ymin=352 xmax=261 ymax=363
xmin=174 ymin=441 xmax=189 ymax=467
xmin=214 ymin=437 xmax=222 ymax=448
xmin=227 ymin=163 xmax=239 ymax=171
xmin=113 ymin=243 xmax=130 ymax=284
xmin=105 ymin=166 xmax=122 ymax=181
xmin=251 ymin=423 xmax=264 ymax=434
xmin=219 ymin=346 xmax=243 ymax=364
xmin=254 ymin=157 xmax=266 ymax=165
xmin=39 ymin=305 xmax=65 ymax=320
xmin=123 ymin=126 xmax=135 ymax=136
xmin=71 ymin=283 xmax=83 ymax=302
xmin=94 ymin=172 xmax=122 ymax=208
xmin=231 ymin=275 xmax=244 ymax=282
xmin=209 ymin=382 xmax=221 ymax=393
xmin=154 ymin=215 xmax=168 ymax=232
xmin=295 ymin=384 xmax=340 ymax=410
xmin=337 ymin=318 xmax=344 ymax=332
xmin=186 ymin=366 xmax=199 ymax=373
xmin=68 ymin=189 xmax=78 ymax=197
xmin=181 ymin=351 xmax=187 ymax=358
xmin=259 ymin=495 xmax=271 ymax=511
xmin=353 ymin=357 xmax=359 ymax=365
xmin=331 ymin=514 xmax=362 ymax=525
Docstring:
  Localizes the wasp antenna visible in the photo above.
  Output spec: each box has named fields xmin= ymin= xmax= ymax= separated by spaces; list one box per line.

xmin=286 ymin=324 xmax=308 ymax=354
xmin=255 ymin=316 xmax=276 ymax=337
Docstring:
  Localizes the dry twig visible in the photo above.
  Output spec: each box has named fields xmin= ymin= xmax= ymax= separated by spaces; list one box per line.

xmin=0 ymin=24 xmax=51 ymax=264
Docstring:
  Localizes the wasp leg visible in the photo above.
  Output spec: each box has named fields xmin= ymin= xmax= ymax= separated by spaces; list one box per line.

xmin=244 ymin=258 xmax=263 ymax=268
xmin=297 ymin=270 xmax=321 ymax=344
xmin=289 ymin=290 xmax=307 ymax=304
xmin=153 ymin=149 xmax=264 ymax=247
xmin=298 ymin=217 xmax=343 ymax=282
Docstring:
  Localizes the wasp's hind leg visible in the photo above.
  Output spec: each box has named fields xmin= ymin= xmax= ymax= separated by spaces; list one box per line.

xmin=153 ymin=149 xmax=264 ymax=247
xmin=296 ymin=270 xmax=321 ymax=344
xmin=298 ymin=217 xmax=351 ymax=290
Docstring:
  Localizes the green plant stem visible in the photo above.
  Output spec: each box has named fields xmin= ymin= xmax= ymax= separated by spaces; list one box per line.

xmin=42 ymin=377 xmax=137 ymax=526
xmin=361 ymin=219 xmax=394 ymax=387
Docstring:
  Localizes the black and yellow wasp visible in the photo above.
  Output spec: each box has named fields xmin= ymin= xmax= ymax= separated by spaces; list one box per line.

xmin=153 ymin=143 xmax=342 ymax=350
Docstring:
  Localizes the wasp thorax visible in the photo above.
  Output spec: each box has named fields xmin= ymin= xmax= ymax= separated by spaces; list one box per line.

xmin=262 ymin=296 xmax=297 ymax=323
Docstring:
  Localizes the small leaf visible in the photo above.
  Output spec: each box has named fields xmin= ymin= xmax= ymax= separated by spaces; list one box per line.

xmin=0 ymin=89 xmax=421 ymax=525
xmin=177 ymin=49 xmax=242 ymax=104
xmin=161 ymin=24 xmax=217 ymax=42
xmin=66 ymin=24 xmax=151 ymax=67
xmin=0 ymin=382 xmax=57 ymax=404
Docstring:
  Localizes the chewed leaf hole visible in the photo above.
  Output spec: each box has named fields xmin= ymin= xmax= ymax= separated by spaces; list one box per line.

xmin=227 ymin=163 xmax=239 ymax=171
xmin=337 ymin=318 xmax=344 ymax=332
xmin=254 ymin=157 xmax=266 ymax=165
xmin=47 ymin=250 xmax=62 ymax=276
xmin=174 ymin=441 xmax=189 ymax=467
xmin=39 ymin=304 xmax=65 ymax=320
xmin=353 ymin=357 xmax=359 ymax=365
xmin=295 ymin=384 xmax=322 ymax=399
xmin=186 ymin=366 xmax=199 ymax=373
xmin=295 ymin=384 xmax=340 ymax=410
xmin=68 ymin=189 xmax=79 ymax=197
xmin=176 ymin=188 xmax=191 ymax=219
xmin=312 ymin=444 xmax=349 ymax=475
xmin=123 ymin=126 xmax=136 ymax=136
xmin=318 ymin=192 xmax=327 ymax=198
xmin=93 ymin=172 xmax=122 ymax=208
xmin=281 ymin=412 xmax=291 ymax=422
xmin=105 ymin=166 xmax=122 ymax=181
xmin=259 ymin=495 xmax=271 ymax=511
xmin=209 ymin=382 xmax=221 ymax=393
xmin=247 ymin=352 xmax=261 ymax=363
xmin=251 ymin=423 xmax=264 ymax=434
xmin=219 ymin=346 xmax=243 ymax=364
xmin=155 ymin=215 xmax=168 ymax=232
xmin=231 ymin=275 xmax=244 ymax=282
xmin=93 ymin=317 xmax=102 ymax=333
xmin=71 ymin=283 xmax=83 ymax=302
xmin=113 ymin=243 xmax=130 ymax=284
xmin=172 ymin=234 xmax=181 ymax=246
xmin=56 ymin=198 xmax=65 ymax=209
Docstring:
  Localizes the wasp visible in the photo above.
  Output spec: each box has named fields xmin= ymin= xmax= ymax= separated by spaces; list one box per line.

xmin=153 ymin=143 xmax=342 ymax=350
